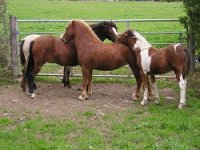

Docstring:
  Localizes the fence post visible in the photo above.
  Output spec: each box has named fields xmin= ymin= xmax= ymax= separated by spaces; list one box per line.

xmin=10 ymin=16 xmax=19 ymax=82
xmin=126 ymin=21 xmax=132 ymax=78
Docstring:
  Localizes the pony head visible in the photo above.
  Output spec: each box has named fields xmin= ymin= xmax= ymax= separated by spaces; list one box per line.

xmin=62 ymin=20 xmax=77 ymax=43
xmin=117 ymin=29 xmax=151 ymax=51
xmin=117 ymin=29 xmax=137 ymax=49
xmin=103 ymin=21 xmax=118 ymax=42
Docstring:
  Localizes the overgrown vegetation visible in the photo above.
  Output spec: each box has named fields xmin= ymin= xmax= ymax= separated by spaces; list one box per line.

xmin=179 ymin=0 xmax=200 ymax=71
xmin=0 ymin=0 xmax=11 ymax=82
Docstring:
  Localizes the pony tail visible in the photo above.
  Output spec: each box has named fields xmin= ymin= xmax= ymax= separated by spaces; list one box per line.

xmin=182 ymin=48 xmax=191 ymax=79
xmin=19 ymin=40 xmax=25 ymax=66
xmin=25 ymin=41 xmax=35 ymax=79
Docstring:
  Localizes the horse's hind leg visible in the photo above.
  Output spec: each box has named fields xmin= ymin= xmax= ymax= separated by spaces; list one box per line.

xmin=176 ymin=72 xmax=187 ymax=109
xmin=20 ymin=69 xmax=27 ymax=91
xmin=62 ymin=66 xmax=71 ymax=88
xmin=27 ymin=72 xmax=36 ymax=98
xmin=27 ymin=64 xmax=42 ymax=98
xmin=150 ymin=74 xmax=160 ymax=104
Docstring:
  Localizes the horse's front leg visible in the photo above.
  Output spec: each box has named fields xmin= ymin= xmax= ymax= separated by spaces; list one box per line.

xmin=87 ymin=69 xmax=93 ymax=96
xmin=150 ymin=74 xmax=160 ymax=104
xmin=62 ymin=66 xmax=71 ymax=88
xmin=147 ymin=76 xmax=153 ymax=100
xmin=176 ymin=73 xmax=187 ymax=109
xmin=129 ymin=65 xmax=141 ymax=100
xmin=79 ymin=66 xmax=89 ymax=100
xmin=140 ymin=72 xmax=149 ymax=106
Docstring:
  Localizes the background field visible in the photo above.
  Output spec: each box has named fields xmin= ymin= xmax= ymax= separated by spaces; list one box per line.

xmin=1 ymin=1 xmax=200 ymax=150
xmin=9 ymin=0 xmax=187 ymax=76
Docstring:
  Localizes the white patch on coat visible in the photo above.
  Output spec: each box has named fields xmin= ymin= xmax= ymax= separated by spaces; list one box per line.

xmin=23 ymin=34 xmax=41 ymax=61
xmin=174 ymin=44 xmax=181 ymax=52
xmin=140 ymin=49 xmax=151 ymax=74
xmin=132 ymin=30 xmax=151 ymax=50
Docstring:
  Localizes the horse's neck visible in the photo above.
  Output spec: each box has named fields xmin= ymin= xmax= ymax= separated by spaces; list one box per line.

xmin=76 ymin=26 xmax=102 ymax=43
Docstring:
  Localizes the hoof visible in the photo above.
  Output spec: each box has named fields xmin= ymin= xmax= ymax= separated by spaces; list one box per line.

xmin=21 ymin=84 xmax=26 ymax=92
xmin=131 ymin=93 xmax=139 ymax=100
xmin=155 ymin=99 xmax=160 ymax=105
xmin=30 ymin=93 xmax=35 ymax=99
xmin=78 ymin=95 xmax=88 ymax=100
xmin=178 ymin=103 xmax=185 ymax=109
xmin=22 ymin=87 xmax=26 ymax=92
xmin=64 ymin=83 xmax=71 ymax=88
xmin=140 ymin=100 xmax=147 ymax=106
xmin=148 ymin=96 xmax=153 ymax=101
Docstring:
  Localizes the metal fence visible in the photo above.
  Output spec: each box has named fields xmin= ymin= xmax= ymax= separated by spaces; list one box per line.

xmin=10 ymin=17 xmax=187 ymax=81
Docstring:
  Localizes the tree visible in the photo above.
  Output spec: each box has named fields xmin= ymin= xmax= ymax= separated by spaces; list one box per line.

xmin=180 ymin=0 xmax=200 ymax=72
xmin=0 ymin=0 xmax=9 ymax=68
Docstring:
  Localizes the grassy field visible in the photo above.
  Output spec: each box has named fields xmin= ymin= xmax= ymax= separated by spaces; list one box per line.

xmin=1 ymin=1 xmax=200 ymax=150
xmin=8 ymin=0 xmax=187 ymax=76
xmin=8 ymin=0 xmax=186 ymax=43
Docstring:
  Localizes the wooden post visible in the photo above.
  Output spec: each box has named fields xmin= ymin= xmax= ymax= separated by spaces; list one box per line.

xmin=10 ymin=16 xmax=19 ymax=82
xmin=126 ymin=21 xmax=132 ymax=78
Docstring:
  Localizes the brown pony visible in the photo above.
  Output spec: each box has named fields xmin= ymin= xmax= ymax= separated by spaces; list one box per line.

xmin=118 ymin=29 xmax=190 ymax=109
xmin=61 ymin=19 xmax=151 ymax=100
xmin=20 ymin=21 xmax=118 ymax=96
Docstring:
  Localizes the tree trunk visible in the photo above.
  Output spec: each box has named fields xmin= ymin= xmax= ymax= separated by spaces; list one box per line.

xmin=188 ymin=29 xmax=195 ymax=72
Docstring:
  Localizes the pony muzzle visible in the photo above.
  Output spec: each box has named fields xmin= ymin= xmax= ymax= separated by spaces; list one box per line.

xmin=61 ymin=38 xmax=71 ymax=44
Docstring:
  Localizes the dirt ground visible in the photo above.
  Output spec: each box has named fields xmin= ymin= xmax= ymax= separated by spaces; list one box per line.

xmin=0 ymin=82 xmax=178 ymax=121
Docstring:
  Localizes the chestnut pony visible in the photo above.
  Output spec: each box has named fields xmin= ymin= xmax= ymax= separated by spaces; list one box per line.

xmin=118 ymin=29 xmax=190 ymax=109
xmin=61 ymin=19 xmax=148 ymax=100
xmin=20 ymin=21 xmax=118 ymax=96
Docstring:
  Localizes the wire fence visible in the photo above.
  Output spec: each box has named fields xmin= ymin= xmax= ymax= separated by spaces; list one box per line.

xmin=11 ymin=18 xmax=187 ymax=81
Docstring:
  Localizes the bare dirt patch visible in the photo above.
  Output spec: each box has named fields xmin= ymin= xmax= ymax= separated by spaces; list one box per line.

xmin=0 ymin=82 xmax=178 ymax=121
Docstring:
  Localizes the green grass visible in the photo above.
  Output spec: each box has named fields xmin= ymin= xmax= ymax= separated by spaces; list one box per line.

xmin=8 ymin=0 xmax=186 ymax=43
xmin=0 ymin=85 xmax=200 ymax=150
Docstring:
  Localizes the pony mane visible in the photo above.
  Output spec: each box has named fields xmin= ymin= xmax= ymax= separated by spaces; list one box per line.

xmin=90 ymin=21 xmax=117 ymax=30
xmin=132 ymin=30 xmax=151 ymax=50
xmin=73 ymin=20 xmax=101 ymax=42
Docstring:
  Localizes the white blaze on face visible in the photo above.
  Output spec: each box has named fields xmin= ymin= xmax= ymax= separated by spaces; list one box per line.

xmin=60 ymin=33 xmax=64 ymax=38
xmin=140 ymin=49 xmax=151 ymax=74
xmin=112 ymin=27 xmax=118 ymax=35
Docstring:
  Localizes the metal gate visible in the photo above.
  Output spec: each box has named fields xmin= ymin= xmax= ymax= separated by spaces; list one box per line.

xmin=10 ymin=16 xmax=187 ymax=82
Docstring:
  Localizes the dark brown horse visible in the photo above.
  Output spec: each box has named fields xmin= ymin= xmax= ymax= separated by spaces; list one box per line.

xmin=60 ymin=19 xmax=147 ymax=100
xmin=20 ymin=21 xmax=118 ymax=96
xmin=118 ymin=29 xmax=190 ymax=109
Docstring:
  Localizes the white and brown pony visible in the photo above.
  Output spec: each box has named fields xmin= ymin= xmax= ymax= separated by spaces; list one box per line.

xmin=118 ymin=29 xmax=190 ymax=109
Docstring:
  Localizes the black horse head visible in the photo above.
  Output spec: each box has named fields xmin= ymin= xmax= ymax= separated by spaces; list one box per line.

xmin=90 ymin=21 xmax=118 ymax=42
